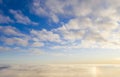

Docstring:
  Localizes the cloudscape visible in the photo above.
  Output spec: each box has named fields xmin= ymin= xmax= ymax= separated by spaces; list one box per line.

xmin=1 ymin=0 xmax=120 ymax=65
xmin=1 ymin=0 xmax=120 ymax=77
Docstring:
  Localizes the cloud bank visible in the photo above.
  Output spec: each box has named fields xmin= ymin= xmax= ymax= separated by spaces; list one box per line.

xmin=0 ymin=64 xmax=120 ymax=77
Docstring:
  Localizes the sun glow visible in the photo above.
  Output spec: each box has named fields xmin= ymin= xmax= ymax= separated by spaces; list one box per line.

xmin=91 ymin=67 xmax=98 ymax=77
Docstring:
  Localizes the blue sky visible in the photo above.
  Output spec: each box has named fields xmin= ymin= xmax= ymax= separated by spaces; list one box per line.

xmin=0 ymin=0 xmax=120 ymax=64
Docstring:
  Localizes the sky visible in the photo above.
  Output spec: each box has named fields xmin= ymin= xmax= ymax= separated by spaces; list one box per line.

xmin=0 ymin=0 xmax=120 ymax=64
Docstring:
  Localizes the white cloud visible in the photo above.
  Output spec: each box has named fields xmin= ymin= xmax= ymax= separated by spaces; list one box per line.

xmin=0 ymin=26 xmax=24 ymax=36
xmin=31 ymin=0 xmax=92 ymax=23
xmin=0 ymin=26 xmax=29 ymax=47
xmin=31 ymin=29 xmax=61 ymax=43
xmin=31 ymin=0 xmax=48 ymax=16
xmin=52 ymin=17 xmax=92 ymax=43
xmin=52 ymin=15 xmax=120 ymax=49
xmin=1 ymin=0 xmax=120 ymax=54
xmin=31 ymin=0 xmax=60 ymax=23
xmin=0 ymin=14 xmax=14 ymax=24
xmin=31 ymin=41 xmax=44 ymax=47
xmin=30 ymin=0 xmax=120 ymax=24
xmin=10 ymin=10 xmax=38 ymax=25
xmin=3 ymin=37 xmax=29 ymax=47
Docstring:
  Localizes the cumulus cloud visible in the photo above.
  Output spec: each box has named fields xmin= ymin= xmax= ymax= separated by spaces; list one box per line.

xmin=31 ymin=0 xmax=48 ymax=16
xmin=31 ymin=29 xmax=61 ymax=43
xmin=10 ymin=10 xmax=38 ymax=25
xmin=31 ymin=0 xmax=60 ymax=23
xmin=53 ymin=18 xmax=92 ymax=42
xmin=29 ymin=0 xmax=120 ymax=49
xmin=0 ymin=26 xmax=24 ymax=36
xmin=28 ymin=0 xmax=120 ymax=49
xmin=0 ymin=26 xmax=29 ymax=47
xmin=47 ymin=0 xmax=120 ymax=49
xmin=2 ymin=37 xmax=29 ymax=47
xmin=30 ymin=0 xmax=93 ymax=23
xmin=52 ymin=17 xmax=120 ymax=49
xmin=1 ymin=0 xmax=120 ymax=55
xmin=30 ymin=0 xmax=120 ymax=22
xmin=45 ymin=0 xmax=91 ymax=16
xmin=0 ymin=26 xmax=60 ymax=51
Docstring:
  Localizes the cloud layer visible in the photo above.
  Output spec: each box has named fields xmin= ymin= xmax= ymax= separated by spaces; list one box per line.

xmin=1 ymin=0 xmax=120 ymax=56
xmin=0 ymin=64 xmax=120 ymax=77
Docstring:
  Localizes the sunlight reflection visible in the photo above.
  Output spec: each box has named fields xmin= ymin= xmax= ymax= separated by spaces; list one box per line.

xmin=91 ymin=67 xmax=98 ymax=77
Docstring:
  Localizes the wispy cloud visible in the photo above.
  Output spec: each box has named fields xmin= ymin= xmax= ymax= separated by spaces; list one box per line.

xmin=0 ymin=26 xmax=24 ymax=36
xmin=10 ymin=9 xmax=38 ymax=25
xmin=0 ymin=14 xmax=14 ymax=24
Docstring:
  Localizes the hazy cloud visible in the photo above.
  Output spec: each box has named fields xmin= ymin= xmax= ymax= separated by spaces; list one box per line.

xmin=10 ymin=10 xmax=38 ymax=25
xmin=31 ymin=41 xmax=44 ymax=47
xmin=0 ymin=14 xmax=14 ymax=24
xmin=0 ymin=64 xmax=119 ymax=77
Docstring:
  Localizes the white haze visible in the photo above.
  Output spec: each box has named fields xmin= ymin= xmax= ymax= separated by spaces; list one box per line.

xmin=0 ymin=64 xmax=120 ymax=77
